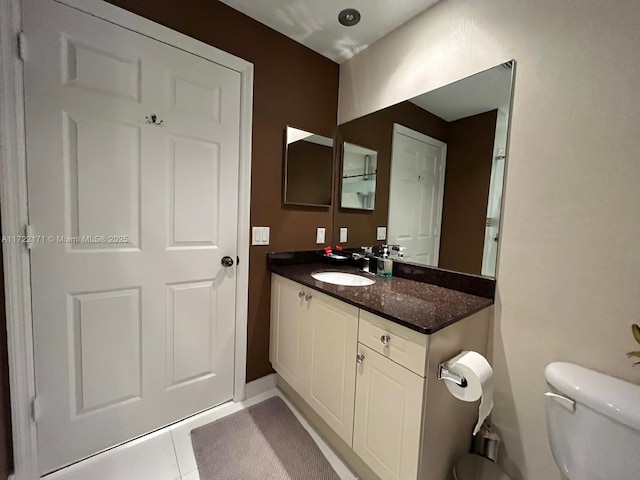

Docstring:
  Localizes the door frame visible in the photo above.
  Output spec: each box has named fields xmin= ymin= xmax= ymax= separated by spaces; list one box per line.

xmin=0 ymin=1 xmax=253 ymax=478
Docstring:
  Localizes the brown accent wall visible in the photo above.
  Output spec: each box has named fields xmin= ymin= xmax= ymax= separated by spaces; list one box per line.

xmin=106 ymin=0 xmax=339 ymax=380
xmin=333 ymin=102 xmax=448 ymax=247
xmin=438 ymin=109 xmax=498 ymax=274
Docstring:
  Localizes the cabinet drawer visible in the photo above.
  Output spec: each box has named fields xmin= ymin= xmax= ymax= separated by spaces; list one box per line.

xmin=358 ymin=310 xmax=428 ymax=377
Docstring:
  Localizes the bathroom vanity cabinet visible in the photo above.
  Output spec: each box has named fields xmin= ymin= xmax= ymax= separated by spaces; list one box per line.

xmin=353 ymin=311 xmax=428 ymax=480
xmin=270 ymin=273 xmax=492 ymax=480
xmin=270 ymin=275 xmax=358 ymax=444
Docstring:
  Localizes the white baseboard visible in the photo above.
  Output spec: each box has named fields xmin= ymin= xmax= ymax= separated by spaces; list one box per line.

xmin=245 ymin=373 xmax=277 ymax=399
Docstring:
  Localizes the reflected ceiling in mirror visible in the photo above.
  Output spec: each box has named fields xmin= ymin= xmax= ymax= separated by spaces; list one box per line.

xmin=284 ymin=126 xmax=334 ymax=207
xmin=333 ymin=61 xmax=515 ymax=278
xmin=340 ymin=142 xmax=378 ymax=210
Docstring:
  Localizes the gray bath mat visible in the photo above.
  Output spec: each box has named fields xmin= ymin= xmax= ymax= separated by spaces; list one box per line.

xmin=191 ymin=396 xmax=340 ymax=480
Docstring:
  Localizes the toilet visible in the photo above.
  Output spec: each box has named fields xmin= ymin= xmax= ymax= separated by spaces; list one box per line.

xmin=453 ymin=453 xmax=510 ymax=480
xmin=545 ymin=362 xmax=640 ymax=479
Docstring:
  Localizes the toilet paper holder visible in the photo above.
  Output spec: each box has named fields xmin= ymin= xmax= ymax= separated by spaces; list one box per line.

xmin=437 ymin=362 xmax=468 ymax=388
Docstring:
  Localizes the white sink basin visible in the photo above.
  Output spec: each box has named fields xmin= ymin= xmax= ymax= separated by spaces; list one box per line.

xmin=311 ymin=271 xmax=375 ymax=286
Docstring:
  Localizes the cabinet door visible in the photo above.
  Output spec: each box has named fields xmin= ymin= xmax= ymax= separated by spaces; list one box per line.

xmin=353 ymin=344 xmax=425 ymax=480
xmin=270 ymin=275 xmax=306 ymax=391
xmin=303 ymin=290 xmax=359 ymax=446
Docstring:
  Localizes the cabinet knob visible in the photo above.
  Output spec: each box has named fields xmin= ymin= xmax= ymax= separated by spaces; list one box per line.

xmin=305 ymin=294 xmax=313 ymax=301
xmin=380 ymin=334 xmax=391 ymax=345
xmin=356 ymin=353 xmax=365 ymax=364
xmin=298 ymin=291 xmax=305 ymax=298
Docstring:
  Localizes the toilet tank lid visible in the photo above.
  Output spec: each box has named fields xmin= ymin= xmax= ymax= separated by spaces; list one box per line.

xmin=545 ymin=362 xmax=640 ymax=431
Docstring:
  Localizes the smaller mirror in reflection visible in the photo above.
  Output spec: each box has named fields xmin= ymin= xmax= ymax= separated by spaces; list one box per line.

xmin=340 ymin=142 xmax=377 ymax=210
xmin=284 ymin=126 xmax=333 ymax=207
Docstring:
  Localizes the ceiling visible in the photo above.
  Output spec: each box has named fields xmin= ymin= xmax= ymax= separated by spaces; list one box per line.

xmin=219 ymin=0 xmax=440 ymax=63
xmin=410 ymin=64 xmax=514 ymax=122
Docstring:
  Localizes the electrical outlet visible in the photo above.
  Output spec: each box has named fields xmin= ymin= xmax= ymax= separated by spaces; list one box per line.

xmin=252 ymin=227 xmax=270 ymax=246
xmin=376 ymin=226 xmax=387 ymax=241
xmin=340 ymin=227 xmax=348 ymax=243
xmin=316 ymin=227 xmax=326 ymax=244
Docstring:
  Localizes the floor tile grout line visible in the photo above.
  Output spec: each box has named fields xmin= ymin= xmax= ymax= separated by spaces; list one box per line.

xmin=169 ymin=428 xmax=183 ymax=478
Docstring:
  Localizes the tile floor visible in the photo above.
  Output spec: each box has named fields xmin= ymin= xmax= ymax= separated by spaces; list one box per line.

xmin=44 ymin=385 xmax=357 ymax=480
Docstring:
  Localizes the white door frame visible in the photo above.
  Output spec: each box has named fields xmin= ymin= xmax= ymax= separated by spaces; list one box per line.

xmin=0 ymin=1 xmax=253 ymax=478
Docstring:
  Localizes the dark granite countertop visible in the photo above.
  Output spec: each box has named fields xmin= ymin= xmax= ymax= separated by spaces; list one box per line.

xmin=269 ymin=263 xmax=493 ymax=335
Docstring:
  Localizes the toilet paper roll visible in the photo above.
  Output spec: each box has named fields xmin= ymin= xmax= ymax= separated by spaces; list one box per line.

xmin=443 ymin=351 xmax=494 ymax=435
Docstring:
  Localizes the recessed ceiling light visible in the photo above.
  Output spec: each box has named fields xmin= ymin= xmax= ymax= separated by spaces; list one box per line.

xmin=338 ymin=8 xmax=361 ymax=27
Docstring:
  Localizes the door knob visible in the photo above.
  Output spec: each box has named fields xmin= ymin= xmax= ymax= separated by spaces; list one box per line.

xmin=221 ymin=256 xmax=234 ymax=267
xmin=356 ymin=353 xmax=365 ymax=364
xmin=380 ymin=334 xmax=391 ymax=345
xmin=298 ymin=291 xmax=305 ymax=298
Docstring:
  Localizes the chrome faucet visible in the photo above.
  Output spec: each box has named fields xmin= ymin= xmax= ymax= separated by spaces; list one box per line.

xmin=352 ymin=246 xmax=373 ymax=259
xmin=353 ymin=246 xmax=374 ymax=273
xmin=381 ymin=244 xmax=405 ymax=259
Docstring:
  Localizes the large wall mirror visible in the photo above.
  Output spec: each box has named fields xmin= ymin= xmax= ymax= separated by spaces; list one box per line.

xmin=333 ymin=62 xmax=515 ymax=278
xmin=284 ymin=126 xmax=334 ymax=207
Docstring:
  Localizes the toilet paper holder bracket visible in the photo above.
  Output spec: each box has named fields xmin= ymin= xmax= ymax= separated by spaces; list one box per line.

xmin=437 ymin=362 xmax=468 ymax=388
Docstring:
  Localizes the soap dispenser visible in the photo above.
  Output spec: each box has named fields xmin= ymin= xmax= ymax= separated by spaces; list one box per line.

xmin=377 ymin=246 xmax=393 ymax=278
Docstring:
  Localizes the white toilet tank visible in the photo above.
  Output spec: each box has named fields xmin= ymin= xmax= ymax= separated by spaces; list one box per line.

xmin=544 ymin=362 xmax=640 ymax=480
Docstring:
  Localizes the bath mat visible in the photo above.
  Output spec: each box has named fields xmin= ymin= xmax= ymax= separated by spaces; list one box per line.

xmin=191 ymin=396 xmax=340 ymax=480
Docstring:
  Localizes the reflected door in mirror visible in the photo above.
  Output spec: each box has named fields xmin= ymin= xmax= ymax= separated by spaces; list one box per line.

xmin=388 ymin=125 xmax=446 ymax=266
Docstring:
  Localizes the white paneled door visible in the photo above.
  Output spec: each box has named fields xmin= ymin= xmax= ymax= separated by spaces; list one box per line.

xmin=23 ymin=0 xmax=242 ymax=473
xmin=388 ymin=124 xmax=446 ymax=267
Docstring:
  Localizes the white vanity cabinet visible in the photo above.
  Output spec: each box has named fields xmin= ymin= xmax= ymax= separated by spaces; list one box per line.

xmin=353 ymin=343 xmax=424 ymax=480
xmin=270 ymin=273 xmax=491 ymax=480
xmin=270 ymin=274 xmax=307 ymax=392
xmin=352 ymin=310 xmax=431 ymax=480
xmin=270 ymin=274 xmax=358 ymax=445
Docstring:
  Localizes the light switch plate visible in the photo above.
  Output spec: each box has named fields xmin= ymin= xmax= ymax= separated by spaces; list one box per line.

xmin=340 ymin=227 xmax=348 ymax=243
xmin=376 ymin=227 xmax=387 ymax=241
xmin=316 ymin=227 xmax=326 ymax=244
xmin=252 ymin=226 xmax=270 ymax=246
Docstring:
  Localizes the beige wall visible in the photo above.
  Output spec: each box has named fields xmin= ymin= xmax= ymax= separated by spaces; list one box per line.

xmin=339 ymin=1 xmax=640 ymax=479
